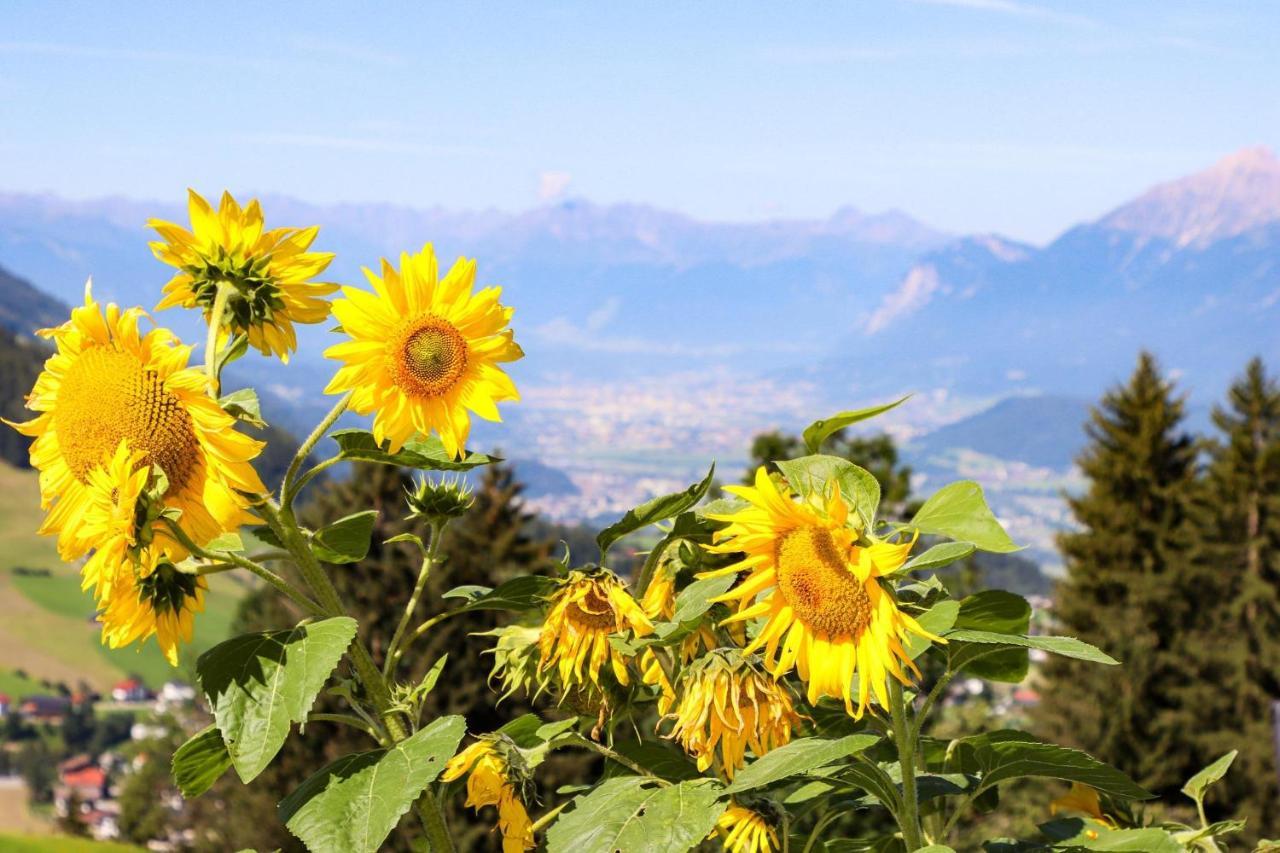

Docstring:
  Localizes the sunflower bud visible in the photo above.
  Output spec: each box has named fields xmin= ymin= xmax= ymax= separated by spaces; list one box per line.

xmin=405 ymin=475 xmax=474 ymax=522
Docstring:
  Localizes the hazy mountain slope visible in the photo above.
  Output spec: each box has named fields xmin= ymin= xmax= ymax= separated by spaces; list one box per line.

xmin=851 ymin=147 xmax=1280 ymax=400
xmin=0 ymin=263 xmax=68 ymax=336
xmin=908 ymin=395 xmax=1091 ymax=470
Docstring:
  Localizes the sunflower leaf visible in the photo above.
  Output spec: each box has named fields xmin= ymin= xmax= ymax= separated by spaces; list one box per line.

xmin=776 ymin=455 xmax=880 ymax=528
xmin=596 ymin=464 xmax=715 ymax=559
xmin=171 ymin=725 xmax=233 ymax=798
xmin=279 ymin=715 xmax=465 ymax=853
xmin=909 ymin=481 xmax=1021 ymax=553
xmin=895 ymin=541 xmax=976 ymax=575
xmin=218 ymin=388 xmax=267 ymax=428
xmin=329 ymin=428 xmax=496 ymax=471
xmin=725 ymin=734 xmax=879 ymax=794
xmin=311 ymin=510 xmax=378 ymax=564
xmin=451 ymin=575 xmax=558 ymax=612
xmin=944 ymin=630 xmax=1119 ymax=666
xmin=546 ymin=777 xmax=725 ymax=853
xmin=802 ymin=396 xmax=910 ymax=454
xmin=197 ymin=617 xmax=358 ymax=783
xmin=1182 ymin=750 xmax=1237 ymax=805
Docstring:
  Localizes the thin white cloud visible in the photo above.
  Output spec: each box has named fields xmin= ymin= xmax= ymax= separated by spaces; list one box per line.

xmin=532 ymin=316 xmax=817 ymax=359
xmin=538 ymin=171 xmax=573 ymax=202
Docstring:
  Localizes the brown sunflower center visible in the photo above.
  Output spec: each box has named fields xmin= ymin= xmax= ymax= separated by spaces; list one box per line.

xmin=568 ymin=587 xmax=617 ymax=629
xmin=55 ymin=347 xmax=200 ymax=493
xmin=389 ymin=315 xmax=469 ymax=398
xmin=775 ymin=526 xmax=871 ymax=638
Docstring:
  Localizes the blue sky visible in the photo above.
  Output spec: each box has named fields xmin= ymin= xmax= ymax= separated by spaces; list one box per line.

xmin=1 ymin=1 xmax=1277 ymax=242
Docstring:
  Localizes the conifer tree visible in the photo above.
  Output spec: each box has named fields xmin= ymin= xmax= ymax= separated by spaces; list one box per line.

xmin=1195 ymin=357 xmax=1280 ymax=836
xmin=1033 ymin=352 xmax=1203 ymax=794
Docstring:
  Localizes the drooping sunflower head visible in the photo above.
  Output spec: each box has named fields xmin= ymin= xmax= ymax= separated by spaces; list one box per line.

xmin=148 ymin=189 xmax=338 ymax=361
xmin=713 ymin=802 xmax=781 ymax=853
xmin=442 ymin=738 xmax=535 ymax=852
xmin=536 ymin=568 xmax=653 ymax=697
xmin=77 ymin=440 xmax=154 ymax=600
xmin=663 ymin=649 xmax=802 ymax=779
xmin=6 ymin=285 xmax=266 ymax=558
xmin=324 ymin=244 xmax=523 ymax=457
xmin=99 ymin=548 xmax=207 ymax=666
xmin=702 ymin=467 xmax=940 ymax=717
xmin=1051 ymin=783 xmax=1118 ymax=837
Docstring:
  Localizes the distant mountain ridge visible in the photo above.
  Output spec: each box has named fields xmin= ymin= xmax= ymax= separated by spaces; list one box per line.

xmin=0 ymin=263 xmax=68 ymax=336
xmin=851 ymin=147 xmax=1280 ymax=400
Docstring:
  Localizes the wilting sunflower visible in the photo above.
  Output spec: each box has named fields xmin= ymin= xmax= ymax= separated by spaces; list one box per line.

xmin=704 ymin=467 xmax=942 ymax=717
xmin=78 ymin=440 xmax=150 ymax=601
xmin=537 ymin=569 xmax=653 ymax=694
xmin=324 ymin=245 xmax=522 ymax=457
xmin=663 ymin=649 xmax=802 ymax=779
xmin=148 ymin=189 xmax=337 ymax=362
xmin=1051 ymin=783 xmax=1117 ymax=838
xmin=98 ymin=547 xmax=207 ymax=666
xmin=442 ymin=739 xmax=535 ymax=852
xmin=641 ymin=555 xmax=718 ymax=660
xmin=713 ymin=804 xmax=779 ymax=853
xmin=5 ymin=286 xmax=266 ymax=557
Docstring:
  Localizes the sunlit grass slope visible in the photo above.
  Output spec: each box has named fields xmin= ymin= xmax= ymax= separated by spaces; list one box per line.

xmin=0 ymin=461 xmax=248 ymax=692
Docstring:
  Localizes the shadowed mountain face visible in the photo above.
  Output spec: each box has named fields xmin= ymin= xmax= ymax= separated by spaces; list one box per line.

xmin=0 ymin=263 xmax=68 ymax=336
xmin=849 ymin=147 xmax=1280 ymax=400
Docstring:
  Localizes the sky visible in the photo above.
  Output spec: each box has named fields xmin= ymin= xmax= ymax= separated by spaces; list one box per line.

xmin=1 ymin=1 xmax=1278 ymax=243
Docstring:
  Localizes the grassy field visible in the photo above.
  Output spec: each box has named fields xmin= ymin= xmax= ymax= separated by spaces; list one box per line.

xmin=0 ymin=833 xmax=144 ymax=852
xmin=0 ymin=462 xmax=251 ymax=693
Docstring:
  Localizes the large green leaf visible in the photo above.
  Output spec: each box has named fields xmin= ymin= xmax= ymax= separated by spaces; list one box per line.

xmin=801 ymin=396 xmax=910 ymax=454
xmin=776 ymin=455 xmax=881 ymax=528
xmin=909 ymin=481 xmax=1021 ymax=553
xmin=443 ymin=575 xmax=558 ymax=612
xmin=964 ymin=738 xmax=1153 ymax=800
xmin=330 ymin=428 xmax=496 ymax=470
xmin=951 ymin=591 xmax=1033 ymax=682
xmin=312 ymin=511 xmax=378 ymax=564
xmin=597 ymin=465 xmax=715 ymax=558
xmin=896 ymin=542 xmax=975 ymax=575
xmin=944 ymin=630 xmax=1118 ymax=666
xmin=171 ymin=726 xmax=232 ymax=798
xmin=607 ymin=740 xmax=703 ymax=782
xmin=546 ymin=777 xmax=724 ymax=853
xmin=1039 ymin=819 xmax=1182 ymax=852
xmin=725 ymin=734 xmax=878 ymax=794
xmin=197 ymin=617 xmax=358 ymax=782
xmin=279 ymin=715 xmax=466 ymax=853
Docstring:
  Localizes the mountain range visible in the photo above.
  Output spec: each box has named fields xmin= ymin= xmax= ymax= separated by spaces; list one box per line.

xmin=1 ymin=146 xmax=1277 ymax=558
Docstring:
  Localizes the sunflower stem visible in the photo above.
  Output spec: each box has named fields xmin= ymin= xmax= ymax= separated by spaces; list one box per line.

xmin=888 ymin=678 xmax=924 ymax=851
xmin=282 ymin=391 xmax=352 ymax=509
xmin=266 ymin=497 xmax=456 ymax=853
xmin=383 ymin=519 xmax=446 ymax=680
xmin=529 ymin=802 xmax=569 ymax=833
xmin=203 ymin=281 xmax=232 ymax=395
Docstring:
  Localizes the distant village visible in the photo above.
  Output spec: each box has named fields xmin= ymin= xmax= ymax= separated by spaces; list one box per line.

xmin=0 ymin=676 xmax=199 ymax=848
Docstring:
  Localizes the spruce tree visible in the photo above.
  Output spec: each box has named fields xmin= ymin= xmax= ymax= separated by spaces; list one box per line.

xmin=1196 ymin=358 xmax=1280 ymax=837
xmin=1033 ymin=352 xmax=1202 ymax=794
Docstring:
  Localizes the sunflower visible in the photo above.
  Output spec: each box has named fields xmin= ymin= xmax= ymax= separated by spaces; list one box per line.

xmin=5 ymin=285 xmax=266 ymax=558
xmin=442 ymin=739 xmax=535 ymax=852
xmin=1051 ymin=783 xmax=1117 ymax=838
xmin=712 ymin=804 xmax=779 ymax=853
xmin=640 ymin=554 xmax=718 ymax=660
xmin=324 ymin=244 xmax=522 ymax=457
xmin=663 ymin=650 xmax=802 ymax=779
xmin=98 ymin=547 xmax=207 ymax=666
xmin=537 ymin=569 xmax=653 ymax=694
xmin=148 ymin=189 xmax=338 ymax=362
xmin=78 ymin=440 xmax=151 ymax=601
xmin=703 ymin=467 xmax=941 ymax=717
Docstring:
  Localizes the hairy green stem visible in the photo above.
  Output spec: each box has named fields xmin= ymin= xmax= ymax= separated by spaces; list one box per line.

xmin=282 ymin=391 xmax=352 ymax=508
xmin=267 ymin=496 xmax=455 ymax=852
xmin=889 ymin=678 xmax=924 ymax=851
xmin=383 ymin=520 xmax=446 ymax=679
xmin=163 ymin=518 xmax=323 ymax=616
xmin=204 ymin=282 xmax=232 ymax=395
xmin=530 ymin=802 xmax=569 ymax=833
xmin=305 ymin=712 xmax=385 ymax=745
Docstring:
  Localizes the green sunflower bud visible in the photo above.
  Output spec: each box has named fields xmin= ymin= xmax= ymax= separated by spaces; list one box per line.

xmin=404 ymin=475 xmax=474 ymax=522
